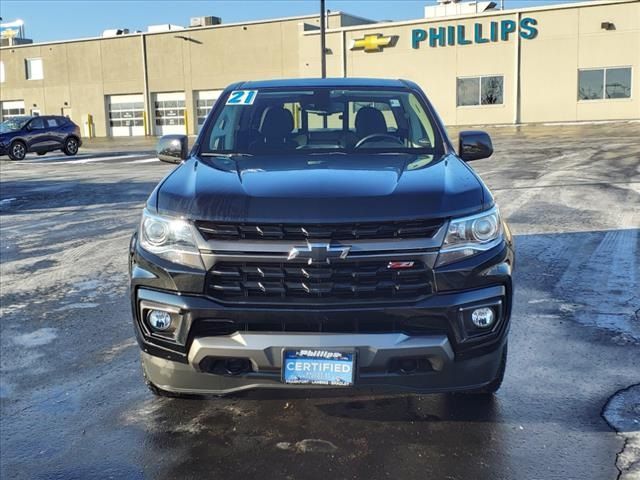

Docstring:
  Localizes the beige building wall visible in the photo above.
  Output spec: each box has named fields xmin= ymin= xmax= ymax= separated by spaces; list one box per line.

xmin=520 ymin=1 xmax=640 ymax=123
xmin=0 ymin=36 xmax=144 ymax=137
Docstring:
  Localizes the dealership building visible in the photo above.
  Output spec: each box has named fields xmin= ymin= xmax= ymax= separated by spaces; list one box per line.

xmin=0 ymin=0 xmax=638 ymax=137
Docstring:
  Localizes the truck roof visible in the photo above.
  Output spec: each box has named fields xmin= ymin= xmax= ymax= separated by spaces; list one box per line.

xmin=240 ymin=77 xmax=408 ymax=89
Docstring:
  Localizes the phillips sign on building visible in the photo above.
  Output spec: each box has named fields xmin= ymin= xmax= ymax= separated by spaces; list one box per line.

xmin=411 ymin=17 xmax=538 ymax=47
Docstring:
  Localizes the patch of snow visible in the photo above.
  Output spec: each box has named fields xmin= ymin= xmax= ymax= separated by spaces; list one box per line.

xmin=13 ymin=328 xmax=58 ymax=347
xmin=53 ymin=302 xmax=99 ymax=312
xmin=276 ymin=439 xmax=338 ymax=453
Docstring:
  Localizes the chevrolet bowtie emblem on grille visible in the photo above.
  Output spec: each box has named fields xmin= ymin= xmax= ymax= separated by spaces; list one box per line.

xmin=350 ymin=33 xmax=396 ymax=53
xmin=287 ymin=243 xmax=351 ymax=265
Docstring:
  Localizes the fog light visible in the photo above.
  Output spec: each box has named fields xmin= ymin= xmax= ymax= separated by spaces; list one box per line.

xmin=148 ymin=310 xmax=172 ymax=331
xmin=471 ymin=308 xmax=495 ymax=328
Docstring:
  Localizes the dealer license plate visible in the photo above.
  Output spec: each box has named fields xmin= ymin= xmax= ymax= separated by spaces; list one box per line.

xmin=282 ymin=350 xmax=355 ymax=386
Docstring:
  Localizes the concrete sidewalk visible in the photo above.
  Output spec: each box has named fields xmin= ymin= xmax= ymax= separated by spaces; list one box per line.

xmin=81 ymin=136 xmax=157 ymax=153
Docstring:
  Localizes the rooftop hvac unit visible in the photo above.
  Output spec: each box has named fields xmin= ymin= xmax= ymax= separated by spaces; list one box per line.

xmin=0 ymin=37 xmax=33 ymax=46
xmin=190 ymin=16 xmax=222 ymax=28
xmin=102 ymin=28 xmax=130 ymax=37
xmin=425 ymin=1 xmax=497 ymax=18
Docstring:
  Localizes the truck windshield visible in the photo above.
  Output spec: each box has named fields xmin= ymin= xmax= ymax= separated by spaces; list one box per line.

xmin=199 ymin=88 xmax=443 ymax=155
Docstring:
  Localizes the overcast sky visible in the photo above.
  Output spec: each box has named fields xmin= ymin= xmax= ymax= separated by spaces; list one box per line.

xmin=2 ymin=0 xmax=591 ymax=43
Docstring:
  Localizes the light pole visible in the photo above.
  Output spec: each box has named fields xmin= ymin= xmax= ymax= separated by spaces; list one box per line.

xmin=320 ymin=0 xmax=326 ymax=78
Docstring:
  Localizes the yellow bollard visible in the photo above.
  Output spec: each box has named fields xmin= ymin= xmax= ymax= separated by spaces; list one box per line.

xmin=87 ymin=113 xmax=94 ymax=138
xmin=143 ymin=110 xmax=148 ymax=136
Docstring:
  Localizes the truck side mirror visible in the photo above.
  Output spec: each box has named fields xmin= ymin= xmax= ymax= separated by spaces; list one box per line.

xmin=157 ymin=135 xmax=188 ymax=164
xmin=459 ymin=131 xmax=493 ymax=162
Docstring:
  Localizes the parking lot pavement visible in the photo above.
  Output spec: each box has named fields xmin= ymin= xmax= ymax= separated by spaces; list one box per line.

xmin=1 ymin=123 xmax=638 ymax=480
xmin=8 ymin=150 xmax=158 ymax=166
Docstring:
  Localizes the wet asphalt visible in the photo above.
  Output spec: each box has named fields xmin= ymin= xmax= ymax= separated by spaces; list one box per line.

xmin=0 ymin=123 xmax=638 ymax=480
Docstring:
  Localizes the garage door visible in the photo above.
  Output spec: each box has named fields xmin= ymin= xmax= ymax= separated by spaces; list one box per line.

xmin=1 ymin=100 xmax=26 ymax=121
xmin=195 ymin=90 xmax=223 ymax=131
xmin=153 ymin=92 xmax=186 ymax=136
xmin=107 ymin=94 xmax=144 ymax=137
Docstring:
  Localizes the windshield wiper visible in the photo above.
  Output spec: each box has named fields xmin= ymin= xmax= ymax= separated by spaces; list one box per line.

xmin=199 ymin=152 xmax=253 ymax=158
xmin=307 ymin=150 xmax=347 ymax=155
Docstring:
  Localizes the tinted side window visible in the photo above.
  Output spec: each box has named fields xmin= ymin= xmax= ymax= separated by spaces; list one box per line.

xmin=30 ymin=117 xmax=45 ymax=129
xmin=46 ymin=118 xmax=59 ymax=128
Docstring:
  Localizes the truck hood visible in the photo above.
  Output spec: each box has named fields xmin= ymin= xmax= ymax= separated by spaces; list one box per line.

xmin=155 ymin=153 xmax=488 ymax=223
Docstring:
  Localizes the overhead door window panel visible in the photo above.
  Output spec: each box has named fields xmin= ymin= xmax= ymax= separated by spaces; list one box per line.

xmin=107 ymin=94 xmax=145 ymax=137
xmin=1 ymin=100 xmax=26 ymax=120
xmin=195 ymin=90 xmax=222 ymax=129
xmin=154 ymin=92 xmax=186 ymax=135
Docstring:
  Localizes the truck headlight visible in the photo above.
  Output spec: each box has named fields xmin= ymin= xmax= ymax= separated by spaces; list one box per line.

xmin=139 ymin=209 xmax=203 ymax=269
xmin=436 ymin=207 xmax=503 ymax=267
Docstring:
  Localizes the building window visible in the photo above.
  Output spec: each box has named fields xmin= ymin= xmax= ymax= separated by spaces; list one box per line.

xmin=457 ymin=75 xmax=504 ymax=107
xmin=0 ymin=61 xmax=5 ymax=83
xmin=578 ymin=67 xmax=632 ymax=100
xmin=457 ymin=78 xmax=480 ymax=107
xmin=25 ymin=58 xmax=43 ymax=80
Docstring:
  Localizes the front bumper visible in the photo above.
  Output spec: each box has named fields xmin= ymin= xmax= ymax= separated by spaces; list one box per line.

xmin=133 ymin=282 xmax=511 ymax=395
xmin=141 ymin=332 xmax=506 ymax=395
xmin=130 ymin=230 xmax=514 ymax=395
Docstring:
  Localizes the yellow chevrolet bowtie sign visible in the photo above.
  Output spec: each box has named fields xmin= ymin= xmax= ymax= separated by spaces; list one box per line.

xmin=350 ymin=34 xmax=395 ymax=53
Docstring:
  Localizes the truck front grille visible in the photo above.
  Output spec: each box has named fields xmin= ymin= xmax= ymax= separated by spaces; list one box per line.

xmin=191 ymin=316 xmax=446 ymax=336
xmin=206 ymin=260 xmax=433 ymax=304
xmin=196 ymin=220 xmax=443 ymax=241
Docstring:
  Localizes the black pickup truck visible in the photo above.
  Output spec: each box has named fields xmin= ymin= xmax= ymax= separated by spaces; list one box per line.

xmin=129 ymin=77 xmax=514 ymax=397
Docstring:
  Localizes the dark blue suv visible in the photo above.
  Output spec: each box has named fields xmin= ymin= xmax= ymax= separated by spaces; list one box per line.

xmin=0 ymin=115 xmax=82 ymax=160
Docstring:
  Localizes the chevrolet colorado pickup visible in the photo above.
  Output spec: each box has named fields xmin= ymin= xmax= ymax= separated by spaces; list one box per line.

xmin=129 ymin=78 xmax=514 ymax=397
